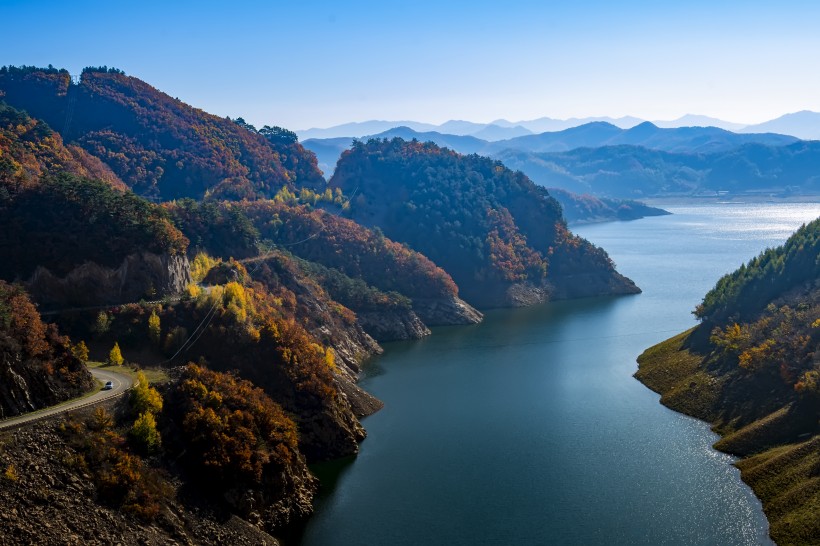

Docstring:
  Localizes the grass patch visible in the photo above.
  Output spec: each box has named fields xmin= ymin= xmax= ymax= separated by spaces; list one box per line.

xmin=635 ymin=328 xmax=721 ymax=421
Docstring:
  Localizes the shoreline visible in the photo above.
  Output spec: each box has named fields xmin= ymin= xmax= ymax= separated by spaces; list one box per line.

xmin=635 ymin=329 xmax=818 ymax=546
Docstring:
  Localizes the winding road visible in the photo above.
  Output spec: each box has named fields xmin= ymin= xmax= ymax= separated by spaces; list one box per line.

xmin=0 ymin=367 xmax=134 ymax=430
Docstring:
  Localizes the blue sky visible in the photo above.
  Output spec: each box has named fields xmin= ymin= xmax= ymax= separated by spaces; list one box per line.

xmin=3 ymin=0 xmax=820 ymax=129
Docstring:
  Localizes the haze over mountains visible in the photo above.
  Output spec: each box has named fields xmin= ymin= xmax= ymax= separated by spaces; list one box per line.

xmin=298 ymin=111 xmax=820 ymax=141
xmin=305 ymin=122 xmax=799 ymax=170
xmin=302 ymin=122 xmax=819 ymax=199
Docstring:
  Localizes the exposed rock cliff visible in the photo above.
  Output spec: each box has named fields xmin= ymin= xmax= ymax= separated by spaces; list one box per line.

xmin=27 ymin=252 xmax=191 ymax=308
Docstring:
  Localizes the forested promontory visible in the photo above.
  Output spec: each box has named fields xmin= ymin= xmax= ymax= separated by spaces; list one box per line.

xmin=330 ymin=138 xmax=640 ymax=307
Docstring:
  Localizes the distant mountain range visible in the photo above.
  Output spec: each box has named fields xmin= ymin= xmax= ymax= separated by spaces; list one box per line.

xmin=298 ymin=111 xmax=820 ymax=141
xmin=302 ymin=123 xmax=820 ymax=200
xmin=303 ymin=123 xmax=799 ymax=179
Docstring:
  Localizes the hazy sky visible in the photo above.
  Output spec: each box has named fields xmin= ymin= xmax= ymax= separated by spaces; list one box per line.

xmin=3 ymin=0 xmax=820 ymax=129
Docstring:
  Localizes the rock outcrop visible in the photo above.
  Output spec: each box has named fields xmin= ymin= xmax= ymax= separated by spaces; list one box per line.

xmin=356 ymin=308 xmax=431 ymax=341
xmin=27 ymin=251 xmax=191 ymax=308
xmin=412 ymin=296 xmax=484 ymax=326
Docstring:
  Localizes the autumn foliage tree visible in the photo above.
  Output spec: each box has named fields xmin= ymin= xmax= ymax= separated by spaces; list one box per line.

xmin=108 ymin=342 xmax=124 ymax=366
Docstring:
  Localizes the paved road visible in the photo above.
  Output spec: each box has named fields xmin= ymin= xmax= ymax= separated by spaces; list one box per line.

xmin=0 ymin=367 xmax=135 ymax=430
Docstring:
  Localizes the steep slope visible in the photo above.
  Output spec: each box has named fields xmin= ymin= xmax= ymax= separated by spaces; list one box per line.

xmin=636 ymin=218 xmax=820 ymax=545
xmin=0 ymin=65 xmax=325 ymax=200
xmin=165 ymin=198 xmax=480 ymax=330
xmin=0 ymin=105 xmax=191 ymax=306
xmin=330 ymin=138 xmax=639 ymax=308
xmin=0 ymin=281 xmax=93 ymax=418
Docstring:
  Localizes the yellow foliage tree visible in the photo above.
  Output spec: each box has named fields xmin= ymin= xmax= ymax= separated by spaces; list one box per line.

xmin=72 ymin=340 xmax=89 ymax=362
xmin=130 ymin=411 xmax=162 ymax=452
xmin=131 ymin=371 xmax=163 ymax=415
xmin=190 ymin=252 xmax=219 ymax=283
xmin=148 ymin=311 xmax=161 ymax=346
xmin=108 ymin=342 xmax=124 ymax=366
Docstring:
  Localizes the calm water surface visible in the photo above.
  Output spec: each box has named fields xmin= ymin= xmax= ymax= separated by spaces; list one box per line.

xmin=300 ymin=203 xmax=820 ymax=545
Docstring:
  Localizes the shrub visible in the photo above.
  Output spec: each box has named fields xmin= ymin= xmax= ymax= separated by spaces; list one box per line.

xmin=3 ymin=464 xmax=18 ymax=482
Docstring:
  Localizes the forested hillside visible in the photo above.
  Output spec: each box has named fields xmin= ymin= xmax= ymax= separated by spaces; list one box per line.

xmin=636 ymin=218 xmax=820 ymax=545
xmin=0 ymin=102 xmax=123 ymax=190
xmin=0 ymin=66 xmax=324 ymax=200
xmin=330 ymin=138 xmax=639 ymax=307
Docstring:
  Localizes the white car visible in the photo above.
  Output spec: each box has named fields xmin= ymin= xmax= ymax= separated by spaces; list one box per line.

xmin=102 ymin=381 xmax=114 ymax=390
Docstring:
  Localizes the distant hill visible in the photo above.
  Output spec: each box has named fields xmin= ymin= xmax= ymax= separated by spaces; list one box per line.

xmin=652 ymin=114 xmax=746 ymax=131
xmin=486 ymin=121 xmax=798 ymax=154
xmin=516 ymin=115 xmax=645 ymax=133
xmin=741 ymin=110 xmax=820 ymax=141
xmin=329 ymin=138 xmax=639 ymax=308
xmin=298 ymin=112 xmax=820 ymax=143
xmin=297 ymin=120 xmax=440 ymax=140
xmin=304 ymin=122 xmax=799 ymax=178
xmin=0 ymin=65 xmax=325 ymax=200
xmin=636 ymin=218 xmax=820 ymax=545
xmin=470 ymin=123 xmax=532 ymax=140
xmin=497 ymin=141 xmax=820 ymax=198
xmin=297 ymin=115 xmax=646 ymax=140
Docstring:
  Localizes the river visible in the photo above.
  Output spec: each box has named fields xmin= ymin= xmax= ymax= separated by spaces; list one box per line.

xmin=300 ymin=202 xmax=820 ymax=545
